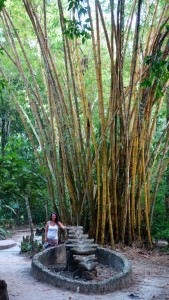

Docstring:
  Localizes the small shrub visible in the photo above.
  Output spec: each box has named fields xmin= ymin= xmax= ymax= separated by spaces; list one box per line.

xmin=20 ymin=235 xmax=43 ymax=253
xmin=0 ymin=227 xmax=10 ymax=240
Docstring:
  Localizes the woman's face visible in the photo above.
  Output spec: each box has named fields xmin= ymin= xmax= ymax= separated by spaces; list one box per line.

xmin=52 ymin=214 xmax=56 ymax=221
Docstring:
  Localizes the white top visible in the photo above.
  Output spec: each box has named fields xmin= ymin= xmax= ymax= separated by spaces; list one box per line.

xmin=47 ymin=222 xmax=59 ymax=240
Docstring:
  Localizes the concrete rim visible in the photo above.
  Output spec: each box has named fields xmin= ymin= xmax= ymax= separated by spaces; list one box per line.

xmin=31 ymin=245 xmax=132 ymax=294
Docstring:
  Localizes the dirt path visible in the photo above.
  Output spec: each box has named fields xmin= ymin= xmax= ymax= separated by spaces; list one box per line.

xmin=0 ymin=229 xmax=169 ymax=300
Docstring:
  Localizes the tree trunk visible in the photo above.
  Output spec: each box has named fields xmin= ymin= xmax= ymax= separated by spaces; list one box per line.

xmin=24 ymin=196 xmax=35 ymax=255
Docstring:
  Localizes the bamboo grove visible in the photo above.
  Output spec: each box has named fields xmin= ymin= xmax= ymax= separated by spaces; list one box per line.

xmin=0 ymin=0 xmax=169 ymax=246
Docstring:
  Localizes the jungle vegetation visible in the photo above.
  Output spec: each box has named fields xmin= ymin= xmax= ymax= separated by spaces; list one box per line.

xmin=0 ymin=0 xmax=169 ymax=247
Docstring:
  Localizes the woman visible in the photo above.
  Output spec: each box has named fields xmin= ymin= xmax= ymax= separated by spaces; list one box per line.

xmin=43 ymin=212 xmax=66 ymax=249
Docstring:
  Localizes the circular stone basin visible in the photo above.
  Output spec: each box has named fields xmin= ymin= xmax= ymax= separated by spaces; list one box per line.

xmin=0 ymin=239 xmax=16 ymax=250
xmin=31 ymin=244 xmax=132 ymax=294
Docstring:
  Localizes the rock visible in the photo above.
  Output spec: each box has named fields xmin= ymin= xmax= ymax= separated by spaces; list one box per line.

xmin=82 ymin=271 xmax=95 ymax=280
xmin=79 ymin=261 xmax=98 ymax=272
xmin=154 ymin=240 xmax=168 ymax=248
xmin=0 ymin=280 xmax=9 ymax=300
xmin=35 ymin=228 xmax=45 ymax=236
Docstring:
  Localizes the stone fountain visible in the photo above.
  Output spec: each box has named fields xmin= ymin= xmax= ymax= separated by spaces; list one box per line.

xmin=31 ymin=226 xmax=132 ymax=293
xmin=65 ymin=226 xmax=99 ymax=280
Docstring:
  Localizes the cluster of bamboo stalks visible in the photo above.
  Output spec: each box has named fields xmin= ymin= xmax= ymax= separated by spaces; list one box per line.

xmin=0 ymin=0 xmax=168 ymax=246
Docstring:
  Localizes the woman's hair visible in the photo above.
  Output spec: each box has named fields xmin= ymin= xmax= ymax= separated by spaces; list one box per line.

xmin=50 ymin=212 xmax=58 ymax=223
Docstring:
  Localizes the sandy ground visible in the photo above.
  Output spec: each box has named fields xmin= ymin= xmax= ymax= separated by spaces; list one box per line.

xmin=0 ymin=229 xmax=169 ymax=300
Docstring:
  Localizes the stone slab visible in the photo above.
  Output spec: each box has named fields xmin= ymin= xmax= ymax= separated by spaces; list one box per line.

xmin=0 ymin=239 xmax=16 ymax=250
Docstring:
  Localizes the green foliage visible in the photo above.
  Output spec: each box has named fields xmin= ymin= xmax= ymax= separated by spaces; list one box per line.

xmin=0 ymin=76 xmax=7 ymax=93
xmin=21 ymin=242 xmax=31 ymax=253
xmin=67 ymin=0 xmax=88 ymax=14
xmin=0 ymin=134 xmax=49 ymax=225
xmin=154 ymin=228 xmax=169 ymax=243
xmin=141 ymin=49 xmax=169 ymax=99
xmin=64 ymin=18 xmax=91 ymax=43
xmin=64 ymin=0 xmax=91 ymax=43
xmin=0 ymin=0 xmax=6 ymax=11
xmin=21 ymin=235 xmax=42 ymax=253
xmin=151 ymin=176 xmax=169 ymax=242
xmin=0 ymin=226 xmax=9 ymax=240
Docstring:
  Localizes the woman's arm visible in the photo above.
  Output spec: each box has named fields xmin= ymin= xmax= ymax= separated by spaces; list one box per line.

xmin=58 ymin=221 xmax=66 ymax=229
